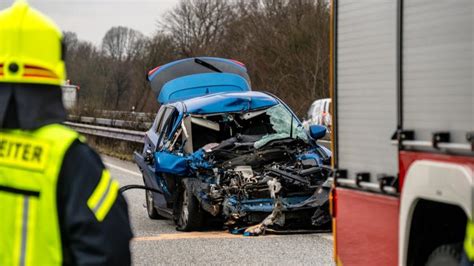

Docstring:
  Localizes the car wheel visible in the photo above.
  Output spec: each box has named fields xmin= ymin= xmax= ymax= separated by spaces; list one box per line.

xmin=175 ymin=180 xmax=203 ymax=231
xmin=145 ymin=188 xmax=163 ymax=219
xmin=425 ymin=243 xmax=462 ymax=266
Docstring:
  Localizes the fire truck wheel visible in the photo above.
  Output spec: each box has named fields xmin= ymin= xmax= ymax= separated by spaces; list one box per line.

xmin=425 ymin=243 xmax=462 ymax=266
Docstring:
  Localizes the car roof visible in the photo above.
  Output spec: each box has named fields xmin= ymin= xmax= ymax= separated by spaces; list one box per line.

xmin=171 ymin=91 xmax=279 ymax=115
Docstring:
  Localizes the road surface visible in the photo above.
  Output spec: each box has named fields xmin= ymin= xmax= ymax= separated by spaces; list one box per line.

xmin=102 ymin=155 xmax=334 ymax=265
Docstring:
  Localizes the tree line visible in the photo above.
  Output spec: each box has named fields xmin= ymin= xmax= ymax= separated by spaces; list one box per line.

xmin=64 ymin=0 xmax=330 ymax=117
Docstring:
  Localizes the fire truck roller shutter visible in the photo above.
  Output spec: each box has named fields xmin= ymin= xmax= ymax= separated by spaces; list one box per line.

xmin=336 ymin=0 xmax=398 ymax=181
xmin=403 ymin=0 xmax=473 ymax=145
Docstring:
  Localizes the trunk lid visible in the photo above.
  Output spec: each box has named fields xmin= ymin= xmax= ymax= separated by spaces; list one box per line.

xmin=147 ymin=57 xmax=252 ymax=104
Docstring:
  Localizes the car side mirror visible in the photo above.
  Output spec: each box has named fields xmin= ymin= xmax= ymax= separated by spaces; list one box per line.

xmin=144 ymin=149 xmax=154 ymax=164
xmin=309 ymin=125 xmax=327 ymax=140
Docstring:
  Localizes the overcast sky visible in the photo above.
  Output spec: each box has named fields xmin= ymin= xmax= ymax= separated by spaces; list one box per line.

xmin=0 ymin=0 xmax=178 ymax=45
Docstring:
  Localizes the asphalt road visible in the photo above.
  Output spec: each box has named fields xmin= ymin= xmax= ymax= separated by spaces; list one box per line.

xmin=102 ymin=155 xmax=334 ymax=266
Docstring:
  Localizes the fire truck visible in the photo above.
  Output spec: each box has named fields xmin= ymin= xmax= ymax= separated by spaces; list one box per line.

xmin=330 ymin=0 xmax=473 ymax=265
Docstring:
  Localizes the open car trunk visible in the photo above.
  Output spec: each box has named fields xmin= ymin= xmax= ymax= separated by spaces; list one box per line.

xmin=148 ymin=57 xmax=252 ymax=104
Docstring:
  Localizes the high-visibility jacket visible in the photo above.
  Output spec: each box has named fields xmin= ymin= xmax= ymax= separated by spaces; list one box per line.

xmin=465 ymin=219 xmax=474 ymax=263
xmin=0 ymin=124 xmax=79 ymax=265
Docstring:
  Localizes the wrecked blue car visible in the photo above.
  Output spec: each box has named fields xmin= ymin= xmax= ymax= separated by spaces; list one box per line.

xmin=134 ymin=57 xmax=332 ymax=234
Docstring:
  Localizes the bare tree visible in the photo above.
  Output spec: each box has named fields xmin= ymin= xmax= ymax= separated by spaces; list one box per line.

xmin=131 ymin=34 xmax=177 ymax=112
xmin=102 ymin=26 xmax=146 ymax=61
xmin=63 ymin=31 xmax=79 ymax=53
xmin=101 ymin=27 xmax=148 ymax=109
xmin=163 ymin=0 xmax=233 ymax=56
xmin=217 ymin=0 xmax=330 ymax=114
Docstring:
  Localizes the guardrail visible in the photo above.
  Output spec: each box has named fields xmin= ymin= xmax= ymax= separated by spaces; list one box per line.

xmin=72 ymin=110 xmax=154 ymax=120
xmin=65 ymin=122 xmax=145 ymax=143
xmin=68 ymin=115 xmax=152 ymax=130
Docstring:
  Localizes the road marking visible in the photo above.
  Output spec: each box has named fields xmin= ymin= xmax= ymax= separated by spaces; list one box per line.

xmin=104 ymin=162 xmax=142 ymax=178
xmin=134 ymin=231 xmax=277 ymax=241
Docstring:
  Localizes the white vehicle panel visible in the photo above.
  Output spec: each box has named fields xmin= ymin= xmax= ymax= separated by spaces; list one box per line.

xmin=337 ymin=0 xmax=398 ymax=180
xmin=403 ymin=0 xmax=473 ymax=143
xmin=399 ymin=160 xmax=473 ymax=265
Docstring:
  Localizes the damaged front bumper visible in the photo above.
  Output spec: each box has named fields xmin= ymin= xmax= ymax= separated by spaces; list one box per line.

xmin=186 ymin=170 xmax=332 ymax=236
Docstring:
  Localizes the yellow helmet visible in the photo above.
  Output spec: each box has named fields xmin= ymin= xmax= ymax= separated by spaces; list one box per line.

xmin=0 ymin=0 xmax=66 ymax=86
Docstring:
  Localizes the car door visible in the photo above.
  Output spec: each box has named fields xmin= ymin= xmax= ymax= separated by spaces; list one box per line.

xmin=153 ymin=106 xmax=181 ymax=204
xmin=137 ymin=106 xmax=168 ymax=211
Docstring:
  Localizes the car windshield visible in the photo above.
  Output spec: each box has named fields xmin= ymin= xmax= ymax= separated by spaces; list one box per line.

xmin=173 ymin=103 xmax=310 ymax=153
xmin=254 ymin=104 xmax=308 ymax=148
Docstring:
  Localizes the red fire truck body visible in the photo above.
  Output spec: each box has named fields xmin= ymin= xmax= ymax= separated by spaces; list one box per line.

xmin=330 ymin=1 xmax=473 ymax=265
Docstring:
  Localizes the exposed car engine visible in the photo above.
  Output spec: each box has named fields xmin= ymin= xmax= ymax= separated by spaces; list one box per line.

xmin=188 ymin=135 xmax=332 ymax=235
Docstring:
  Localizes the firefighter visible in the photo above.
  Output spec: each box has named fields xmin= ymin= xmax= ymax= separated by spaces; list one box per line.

xmin=0 ymin=1 xmax=133 ymax=265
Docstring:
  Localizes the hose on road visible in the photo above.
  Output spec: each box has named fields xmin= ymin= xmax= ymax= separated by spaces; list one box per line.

xmin=119 ymin=184 xmax=162 ymax=194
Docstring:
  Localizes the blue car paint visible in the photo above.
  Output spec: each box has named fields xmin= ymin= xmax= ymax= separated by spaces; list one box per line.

xmin=182 ymin=91 xmax=279 ymax=115
xmin=308 ymin=125 xmax=327 ymax=140
xmin=155 ymin=151 xmax=189 ymax=175
xmin=158 ymin=73 xmax=251 ymax=104
xmin=297 ymin=145 xmax=332 ymax=166
xmin=148 ymin=57 xmax=247 ymax=82
xmin=160 ymin=92 xmax=280 ymax=144
xmin=225 ymin=195 xmax=315 ymax=213
xmin=187 ymin=149 xmax=214 ymax=170
xmin=150 ymin=169 xmax=172 ymax=198
xmin=298 ymin=152 xmax=324 ymax=166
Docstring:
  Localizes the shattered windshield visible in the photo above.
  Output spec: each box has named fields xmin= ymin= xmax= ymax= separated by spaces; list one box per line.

xmin=169 ymin=103 xmax=310 ymax=154
xmin=254 ymin=104 xmax=308 ymax=149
